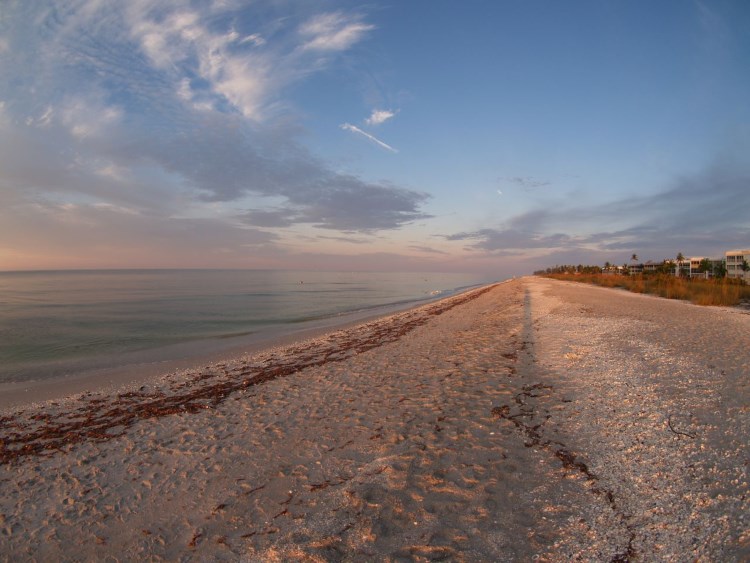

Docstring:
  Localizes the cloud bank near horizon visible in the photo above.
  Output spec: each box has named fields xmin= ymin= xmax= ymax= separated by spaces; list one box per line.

xmin=448 ymin=156 xmax=750 ymax=265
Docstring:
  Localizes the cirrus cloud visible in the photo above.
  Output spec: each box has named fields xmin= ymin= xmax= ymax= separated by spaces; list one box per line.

xmin=299 ymin=12 xmax=374 ymax=52
xmin=0 ymin=1 xmax=429 ymax=269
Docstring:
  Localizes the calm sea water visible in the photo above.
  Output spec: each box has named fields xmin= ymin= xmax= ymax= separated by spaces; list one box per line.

xmin=0 ymin=270 xmax=492 ymax=385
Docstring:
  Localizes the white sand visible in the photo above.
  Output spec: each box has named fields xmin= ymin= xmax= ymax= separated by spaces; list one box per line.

xmin=1 ymin=278 xmax=748 ymax=561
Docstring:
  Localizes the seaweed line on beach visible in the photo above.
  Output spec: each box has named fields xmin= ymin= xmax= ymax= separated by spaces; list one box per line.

xmin=492 ymin=375 xmax=637 ymax=560
xmin=0 ymin=284 xmax=499 ymax=465
xmin=492 ymin=389 xmax=637 ymax=562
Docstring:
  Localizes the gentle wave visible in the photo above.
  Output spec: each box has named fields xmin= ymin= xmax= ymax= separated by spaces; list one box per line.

xmin=0 ymin=270 xmax=495 ymax=384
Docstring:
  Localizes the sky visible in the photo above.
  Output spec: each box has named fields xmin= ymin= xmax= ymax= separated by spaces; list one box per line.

xmin=1 ymin=0 xmax=749 ymax=276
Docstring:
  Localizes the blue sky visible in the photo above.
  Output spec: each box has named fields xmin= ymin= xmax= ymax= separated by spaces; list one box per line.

xmin=1 ymin=1 xmax=748 ymax=275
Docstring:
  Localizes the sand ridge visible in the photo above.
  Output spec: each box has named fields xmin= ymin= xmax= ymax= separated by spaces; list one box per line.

xmin=1 ymin=277 xmax=749 ymax=561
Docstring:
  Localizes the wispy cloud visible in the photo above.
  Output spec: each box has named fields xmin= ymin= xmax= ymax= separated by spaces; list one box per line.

xmin=237 ymin=209 xmax=298 ymax=228
xmin=316 ymin=235 xmax=370 ymax=245
xmin=0 ymin=0 xmax=429 ymax=271
xmin=341 ymin=123 xmax=398 ymax=153
xmin=446 ymin=225 xmax=572 ymax=252
xmin=450 ymin=157 xmax=750 ymax=264
xmin=504 ymin=176 xmax=551 ymax=190
xmin=365 ymin=109 xmax=396 ymax=126
xmin=408 ymin=245 xmax=448 ymax=255
xmin=240 ymin=33 xmax=266 ymax=47
xmin=60 ymin=95 xmax=123 ymax=139
xmin=299 ymin=12 xmax=374 ymax=52
xmin=123 ymin=5 xmax=277 ymax=120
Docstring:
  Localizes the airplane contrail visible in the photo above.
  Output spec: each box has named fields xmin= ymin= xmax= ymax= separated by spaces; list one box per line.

xmin=340 ymin=123 xmax=398 ymax=153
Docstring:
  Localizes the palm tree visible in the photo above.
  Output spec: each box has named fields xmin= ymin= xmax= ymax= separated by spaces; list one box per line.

xmin=675 ymin=252 xmax=685 ymax=277
xmin=626 ymin=254 xmax=640 ymax=276
xmin=698 ymin=258 xmax=713 ymax=279
xmin=698 ymin=258 xmax=711 ymax=272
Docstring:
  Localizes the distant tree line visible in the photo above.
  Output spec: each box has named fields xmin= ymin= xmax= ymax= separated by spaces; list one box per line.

xmin=533 ymin=264 xmax=602 ymax=275
xmin=534 ymin=254 xmax=741 ymax=279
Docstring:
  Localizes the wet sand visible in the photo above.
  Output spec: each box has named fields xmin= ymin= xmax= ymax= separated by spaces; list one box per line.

xmin=0 ymin=296 xmax=458 ymax=411
xmin=1 ymin=277 xmax=748 ymax=561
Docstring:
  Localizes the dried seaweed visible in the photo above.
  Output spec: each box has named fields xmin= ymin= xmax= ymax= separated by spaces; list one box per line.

xmin=0 ymin=285 xmax=496 ymax=465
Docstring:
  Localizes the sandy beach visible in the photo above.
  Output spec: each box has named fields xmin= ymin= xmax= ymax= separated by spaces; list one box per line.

xmin=1 ymin=277 xmax=749 ymax=561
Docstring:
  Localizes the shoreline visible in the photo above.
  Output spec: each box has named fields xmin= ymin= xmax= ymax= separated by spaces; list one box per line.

xmin=0 ymin=282 xmax=500 ymax=414
xmin=2 ymin=277 xmax=747 ymax=560
xmin=0 ymin=283 xmax=494 ymax=411
xmin=0 ymin=281 xmax=501 ymax=467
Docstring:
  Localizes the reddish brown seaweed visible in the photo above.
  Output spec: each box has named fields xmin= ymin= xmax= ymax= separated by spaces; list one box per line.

xmin=0 ymin=285 xmax=497 ymax=465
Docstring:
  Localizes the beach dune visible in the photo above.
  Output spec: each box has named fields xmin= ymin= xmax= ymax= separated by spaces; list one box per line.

xmin=1 ymin=277 xmax=748 ymax=561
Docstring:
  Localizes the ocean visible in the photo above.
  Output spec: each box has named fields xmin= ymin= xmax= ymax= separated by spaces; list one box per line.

xmin=0 ymin=270 xmax=493 ymax=386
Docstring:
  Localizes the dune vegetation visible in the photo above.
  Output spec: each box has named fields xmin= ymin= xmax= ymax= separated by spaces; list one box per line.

xmin=544 ymin=273 xmax=750 ymax=307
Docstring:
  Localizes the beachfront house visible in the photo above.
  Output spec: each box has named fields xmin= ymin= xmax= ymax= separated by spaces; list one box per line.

xmin=726 ymin=249 xmax=750 ymax=282
xmin=643 ymin=261 xmax=661 ymax=274
xmin=602 ymin=265 xmax=625 ymax=275
xmin=606 ymin=250 xmax=746 ymax=280
xmin=625 ymin=257 xmax=723 ymax=277
xmin=689 ymin=257 xmax=704 ymax=276
xmin=671 ymin=257 xmax=723 ymax=278
xmin=674 ymin=259 xmax=690 ymax=277
xmin=685 ymin=257 xmax=722 ymax=278
xmin=628 ymin=263 xmax=644 ymax=275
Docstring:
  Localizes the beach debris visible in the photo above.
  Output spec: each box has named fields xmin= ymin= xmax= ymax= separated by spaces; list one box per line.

xmin=667 ymin=413 xmax=696 ymax=439
xmin=187 ymin=530 xmax=202 ymax=548
xmin=0 ymin=285 xmax=498 ymax=465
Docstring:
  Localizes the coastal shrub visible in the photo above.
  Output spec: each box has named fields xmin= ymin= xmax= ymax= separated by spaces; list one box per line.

xmin=631 ymin=277 xmax=645 ymax=294
xmin=545 ymin=273 xmax=750 ymax=307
